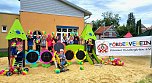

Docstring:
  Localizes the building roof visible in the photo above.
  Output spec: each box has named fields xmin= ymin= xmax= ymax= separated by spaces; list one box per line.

xmin=59 ymin=0 xmax=92 ymax=16
xmin=18 ymin=0 xmax=92 ymax=16
xmin=141 ymin=24 xmax=146 ymax=28
xmin=95 ymin=26 xmax=111 ymax=35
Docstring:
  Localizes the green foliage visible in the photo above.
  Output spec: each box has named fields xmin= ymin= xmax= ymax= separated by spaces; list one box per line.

xmin=92 ymin=19 xmax=102 ymax=32
xmin=91 ymin=12 xmax=120 ymax=32
xmin=126 ymin=12 xmax=137 ymax=36
xmin=136 ymin=19 xmax=142 ymax=35
xmin=116 ymin=25 xmax=127 ymax=37
xmin=102 ymin=11 xmax=120 ymax=28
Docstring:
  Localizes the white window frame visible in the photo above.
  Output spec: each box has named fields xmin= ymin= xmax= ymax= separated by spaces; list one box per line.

xmin=2 ymin=25 xmax=7 ymax=32
xmin=56 ymin=28 xmax=78 ymax=42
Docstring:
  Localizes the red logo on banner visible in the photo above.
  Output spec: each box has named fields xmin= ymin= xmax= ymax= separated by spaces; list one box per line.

xmin=97 ymin=43 xmax=108 ymax=53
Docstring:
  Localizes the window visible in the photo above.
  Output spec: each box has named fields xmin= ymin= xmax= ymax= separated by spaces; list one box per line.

xmin=74 ymin=29 xmax=77 ymax=32
xmin=2 ymin=26 xmax=7 ymax=32
xmin=68 ymin=29 xmax=72 ymax=32
xmin=56 ymin=26 xmax=78 ymax=42
xmin=57 ymin=28 xmax=61 ymax=32
xmin=33 ymin=30 xmax=42 ymax=39
xmin=109 ymin=32 xmax=112 ymax=37
xmin=62 ymin=29 xmax=67 ymax=32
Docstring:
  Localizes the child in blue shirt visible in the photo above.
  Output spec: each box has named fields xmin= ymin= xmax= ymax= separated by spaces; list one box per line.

xmin=59 ymin=49 xmax=66 ymax=67
xmin=27 ymin=35 xmax=34 ymax=51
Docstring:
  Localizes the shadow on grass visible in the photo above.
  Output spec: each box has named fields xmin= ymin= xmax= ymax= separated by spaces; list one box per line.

xmin=0 ymin=51 xmax=8 ymax=58
xmin=136 ymin=74 xmax=152 ymax=83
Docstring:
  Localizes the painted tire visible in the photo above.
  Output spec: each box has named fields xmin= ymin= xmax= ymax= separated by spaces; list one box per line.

xmin=65 ymin=50 xmax=74 ymax=61
xmin=40 ymin=50 xmax=53 ymax=64
xmin=75 ymin=49 xmax=86 ymax=61
xmin=26 ymin=50 xmax=39 ymax=64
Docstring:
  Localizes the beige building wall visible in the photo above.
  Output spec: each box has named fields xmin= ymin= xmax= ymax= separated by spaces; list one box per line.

xmin=0 ymin=13 xmax=19 ymax=49
xmin=20 ymin=12 xmax=84 ymax=34
xmin=0 ymin=12 xmax=85 ymax=49
xmin=20 ymin=12 xmax=85 ymax=50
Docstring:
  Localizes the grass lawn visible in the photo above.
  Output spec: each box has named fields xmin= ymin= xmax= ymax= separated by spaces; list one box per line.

xmin=0 ymin=51 xmax=8 ymax=58
xmin=136 ymin=74 xmax=152 ymax=83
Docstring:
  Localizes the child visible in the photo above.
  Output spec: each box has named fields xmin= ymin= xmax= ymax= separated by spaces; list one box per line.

xmin=10 ymin=39 xmax=17 ymax=67
xmin=73 ymin=36 xmax=79 ymax=44
xmin=35 ymin=35 xmax=41 ymax=53
xmin=53 ymin=36 xmax=59 ymax=43
xmin=41 ymin=35 xmax=47 ymax=50
xmin=46 ymin=34 xmax=53 ymax=51
xmin=14 ymin=42 xmax=24 ymax=73
xmin=27 ymin=32 xmax=34 ymax=51
xmin=86 ymin=39 xmax=95 ymax=63
xmin=68 ymin=35 xmax=74 ymax=44
xmin=59 ymin=49 xmax=66 ymax=68
xmin=62 ymin=36 xmax=68 ymax=45
xmin=86 ymin=38 xmax=93 ymax=53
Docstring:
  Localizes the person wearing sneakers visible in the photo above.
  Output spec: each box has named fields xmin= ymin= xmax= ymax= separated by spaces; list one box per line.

xmin=59 ymin=49 xmax=66 ymax=67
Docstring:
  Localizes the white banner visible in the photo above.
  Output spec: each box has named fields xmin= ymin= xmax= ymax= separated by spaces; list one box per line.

xmin=95 ymin=36 xmax=152 ymax=56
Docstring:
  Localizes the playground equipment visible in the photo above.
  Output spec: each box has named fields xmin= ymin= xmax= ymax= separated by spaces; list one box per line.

xmin=80 ymin=24 xmax=100 ymax=64
xmin=65 ymin=44 xmax=100 ymax=65
xmin=40 ymin=50 xmax=53 ymax=68
xmin=26 ymin=50 xmax=40 ymax=68
xmin=0 ymin=19 xmax=29 ymax=76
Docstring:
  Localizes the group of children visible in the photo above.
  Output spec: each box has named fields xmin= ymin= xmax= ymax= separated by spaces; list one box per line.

xmin=27 ymin=31 xmax=82 ymax=53
xmin=27 ymin=31 xmax=55 ymax=53
xmin=62 ymin=34 xmax=80 ymax=45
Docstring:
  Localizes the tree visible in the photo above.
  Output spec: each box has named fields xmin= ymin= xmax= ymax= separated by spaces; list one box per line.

xmin=116 ymin=25 xmax=128 ymax=37
xmin=102 ymin=12 xmax=121 ymax=28
xmin=136 ymin=19 xmax=142 ymax=35
xmin=92 ymin=19 xmax=102 ymax=32
xmin=91 ymin=12 xmax=121 ymax=32
xmin=126 ymin=12 xmax=136 ymax=36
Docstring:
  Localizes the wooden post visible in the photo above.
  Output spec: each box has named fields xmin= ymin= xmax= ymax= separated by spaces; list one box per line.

xmin=23 ymin=40 xmax=25 ymax=67
xmin=8 ymin=40 xmax=10 ymax=66
xmin=150 ymin=37 xmax=152 ymax=68
xmin=84 ymin=40 xmax=87 ymax=51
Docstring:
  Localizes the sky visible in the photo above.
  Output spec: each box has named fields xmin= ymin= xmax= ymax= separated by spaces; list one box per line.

xmin=0 ymin=0 xmax=152 ymax=27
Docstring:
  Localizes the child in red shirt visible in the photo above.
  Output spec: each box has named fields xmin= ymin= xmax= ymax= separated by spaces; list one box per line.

xmin=46 ymin=34 xmax=54 ymax=51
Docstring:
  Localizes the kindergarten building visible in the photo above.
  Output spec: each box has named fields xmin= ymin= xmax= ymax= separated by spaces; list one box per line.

xmin=0 ymin=0 xmax=92 ymax=49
